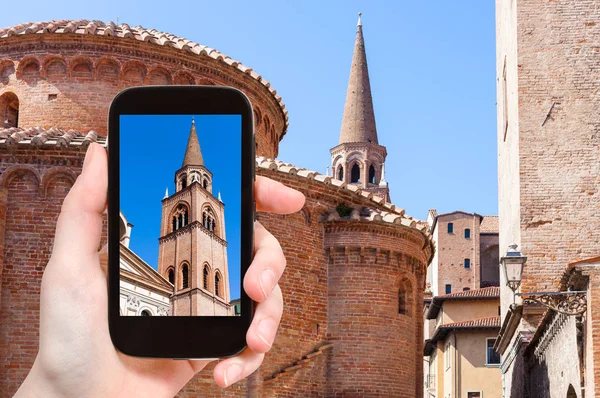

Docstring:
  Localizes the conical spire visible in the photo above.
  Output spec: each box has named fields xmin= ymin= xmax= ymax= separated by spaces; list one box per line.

xmin=339 ymin=13 xmax=378 ymax=145
xmin=182 ymin=117 xmax=204 ymax=167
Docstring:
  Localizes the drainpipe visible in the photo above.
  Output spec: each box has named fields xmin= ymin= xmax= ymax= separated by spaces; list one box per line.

xmin=455 ymin=333 xmax=458 ymax=398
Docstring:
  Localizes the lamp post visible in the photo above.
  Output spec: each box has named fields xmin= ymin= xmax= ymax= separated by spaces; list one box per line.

xmin=500 ymin=244 xmax=587 ymax=316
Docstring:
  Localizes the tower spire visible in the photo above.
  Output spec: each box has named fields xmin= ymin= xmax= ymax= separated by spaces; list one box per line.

xmin=182 ymin=117 xmax=204 ymax=167
xmin=339 ymin=12 xmax=378 ymax=144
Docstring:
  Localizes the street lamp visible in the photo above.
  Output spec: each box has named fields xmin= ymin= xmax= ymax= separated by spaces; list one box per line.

xmin=500 ymin=244 xmax=527 ymax=293
xmin=500 ymin=244 xmax=587 ymax=316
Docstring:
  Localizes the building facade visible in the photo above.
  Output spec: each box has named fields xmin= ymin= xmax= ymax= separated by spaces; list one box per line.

xmin=495 ymin=0 xmax=599 ymax=396
xmin=157 ymin=119 xmax=231 ymax=316
xmin=0 ymin=18 xmax=435 ymax=397
xmin=424 ymin=287 xmax=502 ymax=398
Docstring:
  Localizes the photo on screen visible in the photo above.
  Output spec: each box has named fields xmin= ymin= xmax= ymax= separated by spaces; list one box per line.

xmin=118 ymin=114 xmax=241 ymax=317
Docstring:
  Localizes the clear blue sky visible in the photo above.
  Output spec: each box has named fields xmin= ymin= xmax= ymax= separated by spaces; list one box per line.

xmin=3 ymin=0 xmax=498 ymax=219
xmin=120 ymin=115 xmax=241 ymax=300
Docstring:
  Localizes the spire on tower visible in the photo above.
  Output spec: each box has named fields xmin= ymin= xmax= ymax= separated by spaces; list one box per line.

xmin=164 ymin=187 xmax=169 ymax=199
xmin=182 ymin=117 xmax=204 ymax=167
xmin=339 ymin=13 xmax=378 ymax=145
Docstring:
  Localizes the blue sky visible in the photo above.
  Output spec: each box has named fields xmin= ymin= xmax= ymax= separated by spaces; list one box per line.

xmin=3 ymin=0 xmax=498 ymax=219
xmin=120 ymin=115 xmax=241 ymax=300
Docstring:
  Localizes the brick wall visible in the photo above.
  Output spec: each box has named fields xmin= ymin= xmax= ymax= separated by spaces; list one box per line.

xmin=0 ymin=146 xmax=83 ymax=396
xmin=0 ymin=34 xmax=284 ymax=158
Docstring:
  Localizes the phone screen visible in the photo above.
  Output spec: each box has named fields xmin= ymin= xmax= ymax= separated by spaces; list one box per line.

xmin=118 ymin=114 xmax=242 ymax=317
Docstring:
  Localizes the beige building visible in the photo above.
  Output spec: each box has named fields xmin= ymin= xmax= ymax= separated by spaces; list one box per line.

xmin=119 ymin=212 xmax=172 ymax=316
xmin=424 ymin=287 xmax=502 ymax=398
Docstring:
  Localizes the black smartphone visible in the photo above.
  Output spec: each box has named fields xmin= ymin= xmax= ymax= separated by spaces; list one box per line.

xmin=107 ymin=86 xmax=255 ymax=358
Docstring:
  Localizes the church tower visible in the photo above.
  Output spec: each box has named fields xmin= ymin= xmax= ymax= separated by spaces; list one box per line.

xmin=330 ymin=13 xmax=390 ymax=202
xmin=157 ymin=118 xmax=232 ymax=316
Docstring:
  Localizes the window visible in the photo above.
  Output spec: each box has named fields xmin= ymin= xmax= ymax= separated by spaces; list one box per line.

xmin=168 ymin=269 xmax=174 ymax=285
xmin=447 ymin=223 xmax=454 ymax=234
xmin=140 ymin=310 xmax=151 ymax=316
xmin=445 ymin=284 xmax=452 ymax=294
xmin=215 ymin=273 xmax=221 ymax=298
xmin=398 ymin=289 xmax=407 ymax=315
xmin=487 ymin=338 xmax=500 ymax=365
xmin=337 ymin=166 xmax=343 ymax=181
xmin=203 ymin=179 xmax=208 ymax=189
xmin=172 ymin=204 xmax=189 ymax=231
xmin=203 ymin=265 xmax=209 ymax=290
xmin=351 ymin=163 xmax=360 ymax=183
xmin=464 ymin=258 xmax=471 ymax=269
xmin=463 ymin=287 xmax=470 ymax=291
xmin=181 ymin=178 xmax=187 ymax=189
xmin=0 ymin=92 xmax=19 ymax=128
xmin=467 ymin=392 xmax=481 ymax=398
xmin=368 ymin=165 xmax=376 ymax=184
xmin=182 ymin=264 xmax=189 ymax=289
xmin=203 ymin=207 xmax=217 ymax=233
xmin=465 ymin=228 xmax=471 ymax=239
xmin=444 ymin=340 xmax=451 ymax=370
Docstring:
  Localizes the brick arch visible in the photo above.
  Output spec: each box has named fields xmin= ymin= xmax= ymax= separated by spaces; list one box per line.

xmin=41 ymin=56 xmax=67 ymax=80
xmin=173 ymin=71 xmax=195 ymax=85
xmin=95 ymin=57 xmax=120 ymax=81
xmin=0 ymin=60 xmax=16 ymax=84
xmin=69 ymin=56 xmax=94 ymax=78
xmin=179 ymin=261 xmax=191 ymax=290
xmin=0 ymin=165 xmax=41 ymax=190
xmin=396 ymin=275 xmax=415 ymax=317
xmin=201 ymin=203 xmax=220 ymax=236
xmin=121 ymin=61 xmax=147 ymax=85
xmin=197 ymin=78 xmax=215 ymax=85
xmin=40 ymin=167 xmax=77 ymax=198
xmin=169 ymin=200 xmax=191 ymax=233
xmin=16 ymin=56 xmax=41 ymax=79
xmin=0 ymin=91 xmax=19 ymax=128
xmin=145 ymin=66 xmax=172 ymax=85
xmin=202 ymin=262 xmax=212 ymax=292
xmin=254 ymin=107 xmax=262 ymax=126
xmin=165 ymin=266 xmax=175 ymax=285
xmin=214 ymin=269 xmax=224 ymax=298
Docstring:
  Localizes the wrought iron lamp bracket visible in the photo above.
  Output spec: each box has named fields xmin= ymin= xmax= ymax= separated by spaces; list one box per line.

xmin=517 ymin=291 xmax=587 ymax=316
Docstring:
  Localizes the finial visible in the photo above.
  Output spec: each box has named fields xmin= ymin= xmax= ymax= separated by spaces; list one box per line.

xmin=218 ymin=191 xmax=222 ymax=202
xmin=326 ymin=165 xmax=330 ymax=177
xmin=163 ymin=187 xmax=169 ymax=199
xmin=192 ymin=116 xmax=195 ymax=124
xmin=357 ymin=12 xmax=362 ymax=27
xmin=380 ymin=163 xmax=387 ymax=186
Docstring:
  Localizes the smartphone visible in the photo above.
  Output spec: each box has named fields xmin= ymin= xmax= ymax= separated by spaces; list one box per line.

xmin=107 ymin=86 xmax=255 ymax=358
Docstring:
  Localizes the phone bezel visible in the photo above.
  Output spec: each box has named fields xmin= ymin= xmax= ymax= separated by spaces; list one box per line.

xmin=108 ymin=86 xmax=255 ymax=358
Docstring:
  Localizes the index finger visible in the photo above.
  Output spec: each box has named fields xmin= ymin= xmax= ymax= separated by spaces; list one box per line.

xmin=255 ymin=176 xmax=305 ymax=214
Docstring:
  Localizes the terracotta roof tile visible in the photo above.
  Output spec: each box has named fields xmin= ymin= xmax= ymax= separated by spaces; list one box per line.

xmin=438 ymin=286 xmax=500 ymax=300
xmin=440 ymin=316 xmax=501 ymax=329
xmin=0 ymin=126 xmax=106 ymax=147
xmin=480 ymin=216 xmax=499 ymax=233
xmin=256 ymin=157 xmax=433 ymax=240
xmin=0 ymin=20 xmax=288 ymax=134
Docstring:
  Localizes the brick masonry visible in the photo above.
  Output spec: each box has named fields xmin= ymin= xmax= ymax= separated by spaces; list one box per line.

xmin=0 ymin=21 xmax=435 ymax=397
xmin=496 ymin=0 xmax=599 ymax=396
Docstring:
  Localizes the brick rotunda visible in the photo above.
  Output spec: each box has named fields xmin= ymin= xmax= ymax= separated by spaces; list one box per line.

xmin=0 ymin=20 xmax=434 ymax=397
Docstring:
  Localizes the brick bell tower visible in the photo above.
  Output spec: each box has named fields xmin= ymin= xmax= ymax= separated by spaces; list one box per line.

xmin=157 ymin=118 xmax=232 ymax=316
xmin=330 ymin=13 xmax=390 ymax=202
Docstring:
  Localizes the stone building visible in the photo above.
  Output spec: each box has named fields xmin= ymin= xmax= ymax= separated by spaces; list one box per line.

xmin=157 ymin=118 xmax=232 ymax=316
xmin=495 ymin=0 xmax=599 ymax=397
xmin=119 ymin=212 xmax=172 ymax=316
xmin=0 ymin=18 xmax=435 ymax=397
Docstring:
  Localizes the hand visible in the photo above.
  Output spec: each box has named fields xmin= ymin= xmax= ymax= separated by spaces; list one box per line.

xmin=15 ymin=143 xmax=305 ymax=397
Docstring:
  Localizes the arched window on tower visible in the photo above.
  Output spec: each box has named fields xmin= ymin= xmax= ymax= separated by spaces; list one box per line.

xmin=337 ymin=166 xmax=344 ymax=181
xmin=203 ymin=265 xmax=209 ymax=290
xmin=351 ymin=163 xmax=360 ymax=183
xmin=369 ymin=165 xmax=376 ymax=184
xmin=0 ymin=92 xmax=19 ymax=128
xmin=203 ymin=179 xmax=208 ymax=189
xmin=398 ymin=279 xmax=413 ymax=317
xmin=168 ymin=269 xmax=174 ymax=285
xmin=215 ymin=272 xmax=222 ymax=298
xmin=172 ymin=217 xmax=177 ymax=232
xmin=181 ymin=264 xmax=189 ymax=289
xmin=172 ymin=204 xmax=189 ymax=232
xmin=178 ymin=214 xmax=183 ymax=229
xmin=181 ymin=175 xmax=187 ymax=190
xmin=203 ymin=207 xmax=217 ymax=234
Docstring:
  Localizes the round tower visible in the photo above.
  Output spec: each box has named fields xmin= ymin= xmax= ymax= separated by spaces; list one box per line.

xmin=0 ymin=20 xmax=287 ymax=157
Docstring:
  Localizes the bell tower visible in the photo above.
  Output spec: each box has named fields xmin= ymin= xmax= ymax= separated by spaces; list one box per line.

xmin=157 ymin=118 xmax=232 ymax=316
xmin=330 ymin=14 xmax=390 ymax=202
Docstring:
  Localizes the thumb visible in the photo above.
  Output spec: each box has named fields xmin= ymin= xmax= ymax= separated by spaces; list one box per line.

xmin=50 ymin=143 xmax=108 ymax=265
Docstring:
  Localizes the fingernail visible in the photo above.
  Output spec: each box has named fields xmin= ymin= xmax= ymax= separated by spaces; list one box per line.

xmin=259 ymin=269 xmax=276 ymax=299
xmin=257 ymin=318 xmax=276 ymax=347
xmin=224 ymin=363 xmax=243 ymax=387
xmin=82 ymin=143 xmax=96 ymax=172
